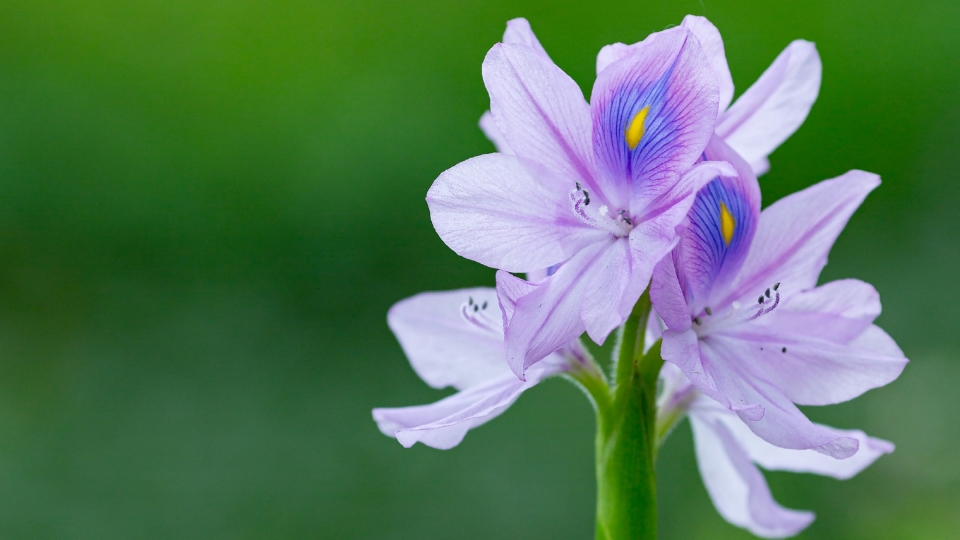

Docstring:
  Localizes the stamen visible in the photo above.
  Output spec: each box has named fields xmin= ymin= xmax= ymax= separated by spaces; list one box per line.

xmin=461 ymin=301 xmax=499 ymax=334
xmin=773 ymin=282 xmax=780 ymax=291
xmin=699 ymin=282 xmax=784 ymax=335
xmin=481 ymin=301 xmax=488 ymax=310
xmin=569 ymin=185 xmax=633 ymax=237
xmin=782 ymin=347 xmax=787 ymax=353
xmin=747 ymin=290 xmax=780 ymax=321
xmin=765 ymin=288 xmax=771 ymax=299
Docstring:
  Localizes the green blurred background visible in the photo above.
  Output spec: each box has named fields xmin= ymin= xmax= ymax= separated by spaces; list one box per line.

xmin=0 ymin=0 xmax=956 ymax=538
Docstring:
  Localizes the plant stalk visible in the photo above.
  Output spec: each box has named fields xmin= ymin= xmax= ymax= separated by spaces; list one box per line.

xmin=594 ymin=291 xmax=663 ymax=540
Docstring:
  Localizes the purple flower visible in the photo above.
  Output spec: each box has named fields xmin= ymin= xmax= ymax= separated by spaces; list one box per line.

xmin=657 ymin=363 xmax=893 ymax=538
xmin=649 ymin=166 xmax=908 ymax=458
xmin=428 ymin=18 xmax=731 ymax=379
xmin=372 ymin=288 xmax=583 ymax=449
xmin=593 ymin=15 xmax=822 ymax=177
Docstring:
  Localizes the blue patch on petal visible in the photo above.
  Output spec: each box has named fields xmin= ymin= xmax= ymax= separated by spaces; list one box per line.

xmin=595 ymin=59 xmax=679 ymax=187
xmin=679 ymin=176 xmax=757 ymax=303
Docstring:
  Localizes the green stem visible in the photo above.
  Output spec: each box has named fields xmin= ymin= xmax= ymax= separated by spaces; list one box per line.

xmin=594 ymin=291 xmax=663 ymax=540
xmin=565 ymin=340 xmax=611 ymax=414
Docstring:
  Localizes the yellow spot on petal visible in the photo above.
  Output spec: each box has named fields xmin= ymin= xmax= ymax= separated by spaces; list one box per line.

xmin=720 ymin=201 xmax=736 ymax=246
xmin=625 ymin=106 xmax=650 ymax=150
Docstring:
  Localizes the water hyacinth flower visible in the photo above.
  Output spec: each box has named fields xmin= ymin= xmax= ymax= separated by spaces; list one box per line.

xmin=372 ymin=288 xmax=590 ymax=449
xmin=379 ymin=14 xmax=907 ymax=540
xmin=428 ymin=19 xmax=734 ymax=379
xmin=650 ymin=166 xmax=908 ymax=457
xmin=656 ymin=363 xmax=893 ymax=538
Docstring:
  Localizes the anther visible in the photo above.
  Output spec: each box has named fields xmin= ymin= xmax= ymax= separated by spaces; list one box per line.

xmin=583 ymin=190 xmax=590 ymax=205
xmin=704 ymin=307 xmax=712 ymax=316
xmin=468 ymin=297 xmax=473 ymax=305
xmin=481 ymin=301 xmax=488 ymax=310
xmin=758 ymin=296 xmax=765 ymax=304
xmin=781 ymin=347 xmax=787 ymax=353
xmin=765 ymin=288 xmax=771 ymax=299
xmin=773 ymin=282 xmax=780 ymax=291
xmin=693 ymin=317 xmax=702 ymax=326
xmin=576 ymin=182 xmax=581 ymax=191
xmin=473 ymin=304 xmax=479 ymax=312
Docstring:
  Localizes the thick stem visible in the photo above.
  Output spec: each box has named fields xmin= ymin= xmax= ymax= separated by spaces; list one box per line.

xmin=595 ymin=292 xmax=663 ymax=540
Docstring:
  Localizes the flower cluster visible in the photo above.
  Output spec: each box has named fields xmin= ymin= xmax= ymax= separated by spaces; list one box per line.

xmin=374 ymin=16 xmax=906 ymax=538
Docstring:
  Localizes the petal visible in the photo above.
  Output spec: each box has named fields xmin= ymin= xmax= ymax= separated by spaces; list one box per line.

xmin=496 ymin=268 xmax=538 ymax=325
xmin=716 ymin=40 xmax=821 ymax=175
xmin=497 ymin=241 xmax=610 ymax=378
xmin=644 ymin=310 xmax=663 ymax=351
xmin=590 ymin=26 xmax=719 ymax=212
xmin=581 ymin=237 xmax=647 ymax=344
xmin=716 ymin=408 xmax=895 ymax=479
xmin=673 ymin=137 xmax=761 ymax=308
xmin=478 ymin=17 xmax=553 ymax=156
xmin=651 ymin=254 xmax=692 ymax=331
xmin=427 ymin=153 xmax=605 ymax=272
xmin=482 ymin=42 xmax=597 ymax=194
xmin=502 ymin=18 xmax=552 ymax=61
xmin=596 ymin=42 xmax=632 ymax=76
xmin=373 ymin=361 xmax=560 ymax=449
xmin=723 ymin=319 xmax=907 ymax=406
xmin=656 ymin=358 xmax=688 ymax=402
xmin=690 ymin=411 xmax=815 ymax=538
xmin=722 ymin=170 xmax=880 ymax=308
xmin=596 ymin=16 xmax=734 ymax=113
xmin=782 ymin=278 xmax=881 ymax=322
xmin=751 ymin=431 xmax=894 ymax=479
xmin=479 ymin=111 xmax=514 ymax=154
xmin=681 ymin=15 xmax=735 ymax=113
xmin=701 ymin=336 xmax=860 ymax=458
xmin=849 ymin=324 xmax=905 ymax=358
xmin=388 ymin=288 xmax=512 ymax=391
xmin=661 ymin=328 xmax=748 ymax=414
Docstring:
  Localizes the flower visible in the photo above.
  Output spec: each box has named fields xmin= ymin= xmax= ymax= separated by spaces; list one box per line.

xmin=657 ymin=362 xmax=893 ymax=538
xmin=591 ymin=15 xmax=822 ymax=177
xmin=650 ymin=166 xmax=908 ymax=458
xmin=372 ymin=288 xmax=583 ymax=449
xmin=428 ymin=18 xmax=732 ymax=380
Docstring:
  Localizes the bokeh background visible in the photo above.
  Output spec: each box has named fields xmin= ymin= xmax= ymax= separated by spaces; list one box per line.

xmin=0 ymin=0 xmax=957 ymax=538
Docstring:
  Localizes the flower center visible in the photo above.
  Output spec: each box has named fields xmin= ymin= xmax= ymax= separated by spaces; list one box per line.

xmin=569 ymin=183 xmax=634 ymax=238
xmin=691 ymin=282 xmax=781 ymax=337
